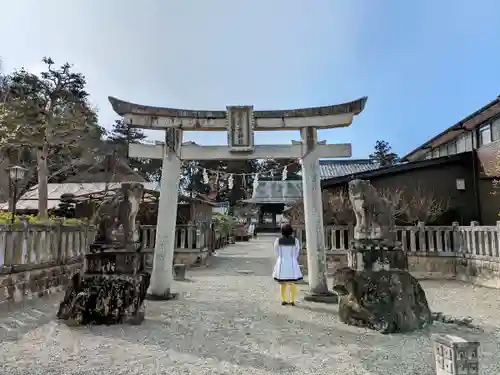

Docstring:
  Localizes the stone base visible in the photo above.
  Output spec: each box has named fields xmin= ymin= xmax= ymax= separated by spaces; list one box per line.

xmin=57 ymin=272 xmax=150 ymax=326
xmin=348 ymin=243 xmax=408 ymax=271
xmin=332 ymin=267 xmax=431 ymax=334
xmin=123 ymin=308 xmax=145 ymax=325
xmin=146 ymin=291 xmax=179 ymax=301
xmin=304 ymin=291 xmax=339 ymax=304
xmin=173 ymin=264 xmax=187 ymax=281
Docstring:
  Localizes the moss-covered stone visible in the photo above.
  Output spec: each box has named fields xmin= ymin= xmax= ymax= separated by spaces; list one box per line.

xmin=332 ymin=267 xmax=431 ymax=333
xmin=57 ymin=272 xmax=150 ymax=325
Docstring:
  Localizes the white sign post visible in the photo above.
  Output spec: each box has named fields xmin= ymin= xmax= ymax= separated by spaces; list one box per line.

xmin=109 ymin=96 xmax=367 ymax=301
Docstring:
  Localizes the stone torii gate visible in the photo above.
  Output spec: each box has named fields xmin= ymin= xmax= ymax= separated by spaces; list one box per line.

xmin=109 ymin=96 xmax=367 ymax=301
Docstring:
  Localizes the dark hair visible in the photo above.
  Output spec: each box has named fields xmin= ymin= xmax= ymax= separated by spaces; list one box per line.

xmin=281 ymin=223 xmax=294 ymax=237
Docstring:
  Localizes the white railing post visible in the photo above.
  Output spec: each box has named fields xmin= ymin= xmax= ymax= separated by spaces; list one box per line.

xmin=451 ymin=222 xmax=461 ymax=254
xmin=470 ymin=221 xmax=479 ymax=256
xmin=417 ymin=221 xmax=427 ymax=252
xmin=496 ymin=221 xmax=500 ymax=257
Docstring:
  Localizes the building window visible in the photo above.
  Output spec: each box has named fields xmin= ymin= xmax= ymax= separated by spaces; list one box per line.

xmin=439 ymin=145 xmax=448 ymax=157
xmin=492 ymin=117 xmax=500 ymax=142
xmin=464 ymin=132 xmax=473 ymax=151
xmin=478 ymin=123 xmax=492 ymax=146
xmin=456 ymin=134 xmax=466 ymax=153
xmin=432 ymin=148 xmax=439 ymax=158
xmin=447 ymin=140 xmax=457 ymax=155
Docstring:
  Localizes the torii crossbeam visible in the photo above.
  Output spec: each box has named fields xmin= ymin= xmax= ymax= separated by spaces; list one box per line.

xmin=109 ymin=96 xmax=368 ymax=302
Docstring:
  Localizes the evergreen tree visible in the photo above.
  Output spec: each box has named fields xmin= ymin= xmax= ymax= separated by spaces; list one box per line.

xmin=108 ymin=119 xmax=147 ymax=154
xmin=0 ymin=57 xmax=102 ymax=218
xmin=369 ymin=140 xmax=400 ymax=167
xmin=108 ymin=120 xmax=162 ymax=181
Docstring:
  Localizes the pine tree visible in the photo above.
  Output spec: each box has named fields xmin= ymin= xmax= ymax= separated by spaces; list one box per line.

xmin=369 ymin=140 xmax=400 ymax=167
xmin=108 ymin=119 xmax=147 ymax=155
xmin=108 ymin=120 xmax=163 ymax=180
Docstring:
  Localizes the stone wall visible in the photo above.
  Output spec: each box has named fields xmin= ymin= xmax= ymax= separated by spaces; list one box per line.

xmin=1 ymin=247 xmax=215 ymax=306
xmin=299 ymin=250 xmax=500 ymax=288
xmin=0 ymin=261 xmax=82 ymax=306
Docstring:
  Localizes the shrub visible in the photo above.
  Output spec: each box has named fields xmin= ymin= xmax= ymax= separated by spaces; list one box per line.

xmin=0 ymin=212 xmax=85 ymax=225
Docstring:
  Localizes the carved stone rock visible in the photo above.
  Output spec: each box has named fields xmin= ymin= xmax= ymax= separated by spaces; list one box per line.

xmin=57 ymin=272 xmax=150 ymax=325
xmin=348 ymin=179 xmax=396 ymax=247
xmin=332 ymin=267 xmax=432 ymax=334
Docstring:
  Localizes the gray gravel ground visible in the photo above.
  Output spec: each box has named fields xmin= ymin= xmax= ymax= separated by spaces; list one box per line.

xmin=1 ymin=234 xmax=500 ymax=375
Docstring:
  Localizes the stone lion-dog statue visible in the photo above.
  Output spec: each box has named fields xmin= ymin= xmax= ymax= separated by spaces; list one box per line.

xmin=348 ymin=179 xmax=395 ymax=246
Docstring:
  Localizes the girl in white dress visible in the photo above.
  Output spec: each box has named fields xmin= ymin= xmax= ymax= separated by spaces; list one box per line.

xmin=272 ymin=224 xmax=303 ymax=306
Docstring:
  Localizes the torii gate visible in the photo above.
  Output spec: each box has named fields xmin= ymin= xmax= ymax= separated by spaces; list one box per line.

xmin=109 ymin=96 xmax=367 ymax=302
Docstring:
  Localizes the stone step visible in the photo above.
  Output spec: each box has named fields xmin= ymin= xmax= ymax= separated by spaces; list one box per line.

xmin=3 ymin=317 xmax=26 ymax=329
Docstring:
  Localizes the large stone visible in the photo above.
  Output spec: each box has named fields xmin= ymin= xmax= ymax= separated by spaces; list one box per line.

xmin=332 ymin=267 xmax=432 ymax=334
xmin=57 ymin=272 xmax=150 ymax=325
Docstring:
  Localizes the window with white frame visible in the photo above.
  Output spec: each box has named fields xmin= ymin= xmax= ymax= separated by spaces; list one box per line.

xmin=432 ymin=148 xmax=439 ymax=158
xmin=439 ymin=144 xmax=448 ymax=157
xmin=492 ymin=117 xmax=500 ymax=142
xmin=447 ymin=140 xmax=457 ymax=155
xmin=478 ymin=123 xmax=492 ymax=146
xmin=464 ymin=132 xmax=473 ymax=151
xmin=456 ymin=134 xmax=466 ymax=153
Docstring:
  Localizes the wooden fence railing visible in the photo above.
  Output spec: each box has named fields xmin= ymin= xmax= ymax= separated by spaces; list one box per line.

xmin=295 ymin=221 xmax=500 ymax=258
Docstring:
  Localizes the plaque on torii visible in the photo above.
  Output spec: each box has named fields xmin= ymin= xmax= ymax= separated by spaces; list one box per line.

xmin=108 ymin=95 xmax=368 ymax=302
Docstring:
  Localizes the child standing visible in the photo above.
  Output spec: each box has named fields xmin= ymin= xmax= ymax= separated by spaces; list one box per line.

xmin=272 ymin=224 xmax=303 ymax=306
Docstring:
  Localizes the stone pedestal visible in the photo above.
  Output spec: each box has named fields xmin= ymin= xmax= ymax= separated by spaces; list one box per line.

xmin=57 ymin=245 xmax=151 ymax=326
xmin=173 ymin=264 xmax=187 ymax=281
xmin=433 ymin=334 xmax=479 ymax=375
xmin=347 ymin=241 xmax=408 ymax=272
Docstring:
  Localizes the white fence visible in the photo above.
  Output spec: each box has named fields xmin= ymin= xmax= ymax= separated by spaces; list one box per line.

xmin=295 ymin=221 xmax=500 ymax=258
xmin=0 ymin=223 xmax=94 ymax=270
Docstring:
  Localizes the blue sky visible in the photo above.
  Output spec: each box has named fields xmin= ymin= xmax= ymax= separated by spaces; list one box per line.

xmin=1 ymin=0 xmax=499 ymax=158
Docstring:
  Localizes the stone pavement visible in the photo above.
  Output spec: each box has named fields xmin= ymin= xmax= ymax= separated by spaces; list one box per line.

xmin=1 ymin=234 xmax=500 ymax=375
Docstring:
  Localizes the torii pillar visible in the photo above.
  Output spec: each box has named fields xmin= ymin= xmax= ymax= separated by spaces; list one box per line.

xmin=301 ymin=127 xmax=334 ymax=301
xmin=108 ymin=96 xmax=368 ymax=302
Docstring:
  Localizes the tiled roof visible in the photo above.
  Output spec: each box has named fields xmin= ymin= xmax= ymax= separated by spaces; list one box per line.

xmin=243 ymin=181 xmax=302 ymax=204
xmin=319 ymin=159 xmax=380 ymax=180
xmin=0 ymin=182 xmax=213 ymax=211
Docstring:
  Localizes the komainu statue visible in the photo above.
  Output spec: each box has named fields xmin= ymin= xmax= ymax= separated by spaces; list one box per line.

xmin=92 ymin=182 xmax=144 ymax=249
xmin=333 ymin=178 xmax=432 ymax=334
xmin=57 ymin=183 xmax=150 ymax=326
xmin=348 ymin=179 xmax=395 ymax=246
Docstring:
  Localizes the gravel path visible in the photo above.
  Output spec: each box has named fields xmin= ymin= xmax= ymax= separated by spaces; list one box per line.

xmin=1 ymin=235 xmax=500 ymax=375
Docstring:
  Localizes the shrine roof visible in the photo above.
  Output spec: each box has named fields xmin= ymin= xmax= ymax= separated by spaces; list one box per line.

xmin=242 ymin=159 xmax=380 ymax=204
xmin=242 ymin=180 xmax=303 ymax=205
xmin=0 ymin=182 xmax=215 ymax=211
xmin=109 ymin=96 xmax=367 ymax=119
xmin=319 ymin=159 xmax=380 ymax=180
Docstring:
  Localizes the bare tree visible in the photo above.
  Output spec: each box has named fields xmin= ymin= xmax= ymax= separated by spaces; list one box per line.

xmin=284 ymin=201 xmax=305 ymax=226
xmin=403 ymin=186 xmax=450 ymax=224
xmin=322 ymin=189 xmax=355 ymax=225
xmin=378 ymin=187 xmax=408 ymax=222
